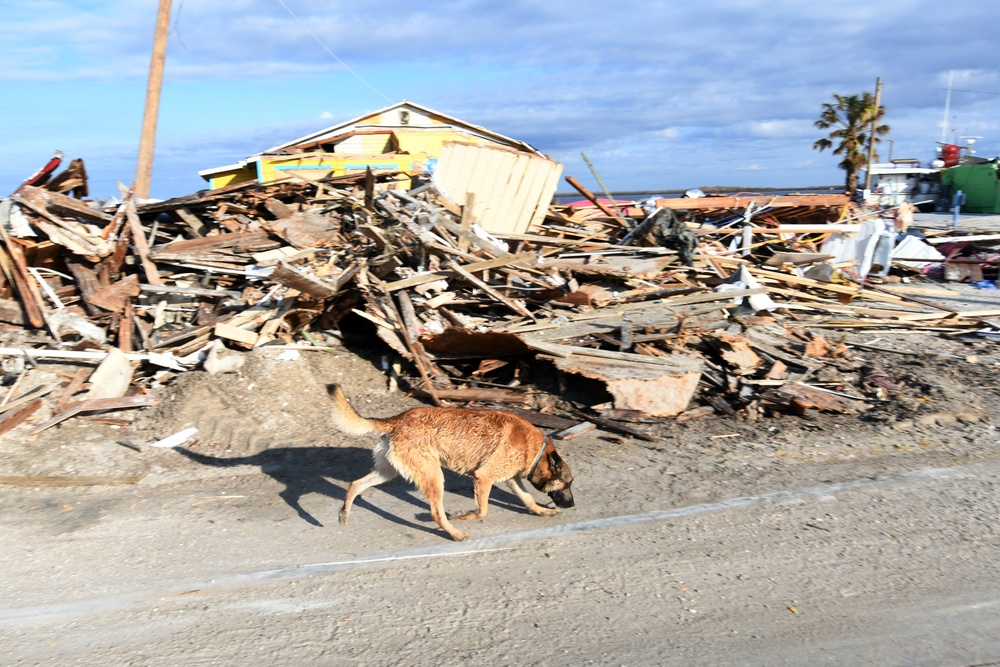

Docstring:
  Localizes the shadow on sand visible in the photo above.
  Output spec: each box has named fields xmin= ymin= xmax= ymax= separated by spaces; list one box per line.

xmin=173 ymin=445 xmax=529 ymax=538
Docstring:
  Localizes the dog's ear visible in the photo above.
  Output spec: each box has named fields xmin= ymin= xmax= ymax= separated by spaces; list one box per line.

xmin=547 ymin=451 xmax=563 ymax=475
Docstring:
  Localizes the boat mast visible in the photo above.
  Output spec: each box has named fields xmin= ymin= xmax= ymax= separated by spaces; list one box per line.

xmin=940 ymin=70 xmax=953 ymax=145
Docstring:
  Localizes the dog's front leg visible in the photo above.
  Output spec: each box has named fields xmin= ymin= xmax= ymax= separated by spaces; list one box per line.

xmin=413 ymin=470 xmax=470 ymax=541
xmin=453 ymin=475 xmax=493 ymax=521
xmin=507 ymin=477 xmax=560 ymax=516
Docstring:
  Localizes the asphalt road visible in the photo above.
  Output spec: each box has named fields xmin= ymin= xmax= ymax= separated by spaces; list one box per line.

xmin=3 ymin=455 xmax=1000 ymax=666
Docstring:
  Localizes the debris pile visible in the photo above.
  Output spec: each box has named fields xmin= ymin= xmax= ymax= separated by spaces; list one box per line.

xmin=2 ymin=169 xmax=999 ymax=438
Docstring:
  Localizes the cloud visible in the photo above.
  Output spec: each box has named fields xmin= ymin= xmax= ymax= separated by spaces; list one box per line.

xmin=3 ymin=0 xmax=1000 ymax=198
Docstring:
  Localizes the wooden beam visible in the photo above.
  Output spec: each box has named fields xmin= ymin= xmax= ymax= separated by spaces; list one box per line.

xmin=125 ymin=199 xmax=162 ymax=285
xmin=448 ymin=260 xmax=533 ymax=319
xmin=654 ymin=194 xmax=849 ymax=210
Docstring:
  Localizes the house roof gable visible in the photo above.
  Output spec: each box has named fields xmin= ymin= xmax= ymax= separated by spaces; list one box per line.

xmin=264 ymin=100 xmax=540 ymax=156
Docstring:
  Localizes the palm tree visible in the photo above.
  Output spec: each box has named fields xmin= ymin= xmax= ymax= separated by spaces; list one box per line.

xmin=813 ymin=92 xmax=890 ymax=195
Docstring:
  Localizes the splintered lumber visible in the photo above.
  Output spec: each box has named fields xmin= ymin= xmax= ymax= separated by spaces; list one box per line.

xmin=175 ymin=207 xmax=205 ymax=237
xmin=16 ymin=185 xmax=112 ymax=225
xmin=760 ymin=381 xmax=865 ymax=415
xmin=0 ymin=240 xmax=45 ymax=329
xmin=270 ymin=262 xmax=359 ymax=299
xmin=0 ymin=299 xmax=26 ymax=325
xmin=408 ymin=387 xmax=532 ymax=404
xmin=151 ymin=230 xmax=269 ymax=256
xmin=30 ymin=394 xmax=160 ymax=435
xmin=568 ymin=408 xmax=657 ymax=441
xmin=382 ymin=294 xmax=443 ymax=406
xmin=0 ymin=398 xmax=43 ymax=436
xmin=214 ymin=322 xmax=259 ymax=346
xmin=434 ymin=217 xmax=512 ymax=258
xmin=89 ymin=274 xmax=141 ymax=312
xmin=565 ymin=175 xmax=624 ymax=220
xmin=711 ymin=332 xmax=762 ymax=373
xmin=552 ymin=421 xmax=597 ymax=440
xmin=654 ymin=194 xmax=849 ymax=210
xmin=12 ymin=190 xmax=114 ymax=259
xmin=382 ymin=251 xmax=538 ymax=292
xmin=528 ymin=338 xmax=704 ymax=416
xmin=447 ymin=260 xmax=533 ymax=318
xmin=125 ymin=199 xmax=162 ymax=285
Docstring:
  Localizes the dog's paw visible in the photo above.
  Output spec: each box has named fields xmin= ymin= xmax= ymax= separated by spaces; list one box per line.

xmin=452 ymin=510 xmax=483 ymax=521
xmin=338 ymin=509 xmax=350 ymax=525
xmin=534 ymin=507 xmax=561 ymax=517
xmin=450 ymin=530 xmax=471 ymax=542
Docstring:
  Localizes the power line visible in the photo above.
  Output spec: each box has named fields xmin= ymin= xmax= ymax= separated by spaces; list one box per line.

xmin=273 ymin=0 xmax=392 ymax=103
xmin=938 ymin=87 xmax=1000 ymax=96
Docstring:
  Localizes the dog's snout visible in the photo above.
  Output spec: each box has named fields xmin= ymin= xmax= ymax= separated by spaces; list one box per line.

xmin=550 ymin=488 xmax=574 ymax=508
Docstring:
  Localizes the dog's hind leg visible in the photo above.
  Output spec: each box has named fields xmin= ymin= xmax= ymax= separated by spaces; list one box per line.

xmin=339 ymin=468 xmax=397 ymax=525
xmin=339 ymin=449 xmax=400 ymax=526
xmin=413 ymin=468 xmax=470 ymax=542
xmin=506 ymin=477 xmax=560 ymax=516
xmin=340 ymin=436 xmax=400 ymax=525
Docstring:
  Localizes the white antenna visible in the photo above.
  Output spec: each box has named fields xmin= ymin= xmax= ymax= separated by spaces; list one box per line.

xmin=940 ymin=69 xmax=953 ymax=145
xmin=960 ymin=135 xmax=982 ymax=156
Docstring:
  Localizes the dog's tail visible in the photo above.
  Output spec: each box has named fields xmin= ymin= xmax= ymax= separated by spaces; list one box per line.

xmin=329 ymin=385 xmax=383 ymax=437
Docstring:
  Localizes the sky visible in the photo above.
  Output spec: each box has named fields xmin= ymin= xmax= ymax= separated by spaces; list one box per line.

xmin=3 ymin=0 xmax=1000 ymax=202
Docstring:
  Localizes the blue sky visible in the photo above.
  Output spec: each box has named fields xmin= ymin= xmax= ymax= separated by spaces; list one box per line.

xmin=3 ymin=0 xmax=1000 ymax=201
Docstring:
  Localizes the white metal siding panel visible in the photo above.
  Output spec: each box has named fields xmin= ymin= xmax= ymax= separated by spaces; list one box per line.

xmin=435 ymin=142 xmax=562 ymax=234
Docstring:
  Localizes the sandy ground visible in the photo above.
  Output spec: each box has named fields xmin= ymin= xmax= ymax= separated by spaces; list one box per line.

xmin=2 ymin=213 xmax=1000 ymax=665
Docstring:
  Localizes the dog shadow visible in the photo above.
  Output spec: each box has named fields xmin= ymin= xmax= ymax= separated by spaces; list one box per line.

xmin=172 ymin=445 xmax=530 ymax=536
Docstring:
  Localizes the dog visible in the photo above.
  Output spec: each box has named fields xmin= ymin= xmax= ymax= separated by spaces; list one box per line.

xmin=330 ymin=385 xmax=574 ymax=541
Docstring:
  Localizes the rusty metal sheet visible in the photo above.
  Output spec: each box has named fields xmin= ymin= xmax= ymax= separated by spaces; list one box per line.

xmin=548 ymin=354 xmax=703 ymax=417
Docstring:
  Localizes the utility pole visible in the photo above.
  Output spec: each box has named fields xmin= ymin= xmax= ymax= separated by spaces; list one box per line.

xmin=862 ymin=76 xmax=883 ymax=193
xmin=134 ymin=0 xmax=172 ymax=200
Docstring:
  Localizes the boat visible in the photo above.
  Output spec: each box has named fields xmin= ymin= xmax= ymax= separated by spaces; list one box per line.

xmin=859 ymin=158 xmax=943 ymax=212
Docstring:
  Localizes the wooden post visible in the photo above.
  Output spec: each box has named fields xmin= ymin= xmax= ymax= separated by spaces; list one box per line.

xmin=459 ymin=192 xmax=475 ymax=253
xmin=580 ymin=150 xmax=624 ymax=218
xmin=134 ymin=0 xmax=172 ymax=199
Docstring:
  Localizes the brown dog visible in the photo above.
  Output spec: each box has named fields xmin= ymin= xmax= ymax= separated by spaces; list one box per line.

xmin=330 ymin=385 xmax=574 ymax=541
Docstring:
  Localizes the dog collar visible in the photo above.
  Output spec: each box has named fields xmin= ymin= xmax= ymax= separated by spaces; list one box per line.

xmin=526 ymin=438 xmax=549 ymax=480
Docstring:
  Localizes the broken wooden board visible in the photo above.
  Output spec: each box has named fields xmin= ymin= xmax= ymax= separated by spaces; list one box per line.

xmin=760 ymin=381 xmax=866 ymax=415
xmin=269 ymin=262 xmax=359 ymax=299
xmin=0 ymin=398 xmax=43 ymax=436
xmin=89 ymin=274 xmax=141 ymax=312
xmin=268 ymin=210 xmax=339 ymax=249
xmin=654 ymin=193 xmax=849 ymax=210
xmin=542 ymin=254 xmax=677 ymax=280
xmin=16 ymin=185 xmax=112 ymax=225
xmin=30 ymin=394 xmax=160 ymax=434
xmin=710 ymin=331 xmax=763 ymax=374
xmin=407 ymin=387 xmax=533 ymax=404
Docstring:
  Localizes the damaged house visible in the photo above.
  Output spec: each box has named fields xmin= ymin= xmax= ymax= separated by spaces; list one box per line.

xmin=198 ymin=100 xmax=563 ymax=235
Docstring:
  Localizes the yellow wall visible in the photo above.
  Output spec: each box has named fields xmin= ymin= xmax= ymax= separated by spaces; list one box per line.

xmin=209 ymin=167 xmax=257 ymax=189
xmin=257 ymin=153 xmax=419 ymax=183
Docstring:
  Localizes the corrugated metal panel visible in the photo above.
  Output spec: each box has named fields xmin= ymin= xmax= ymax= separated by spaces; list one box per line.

xmin=434 ymin=142 xmax=563 ymax=234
